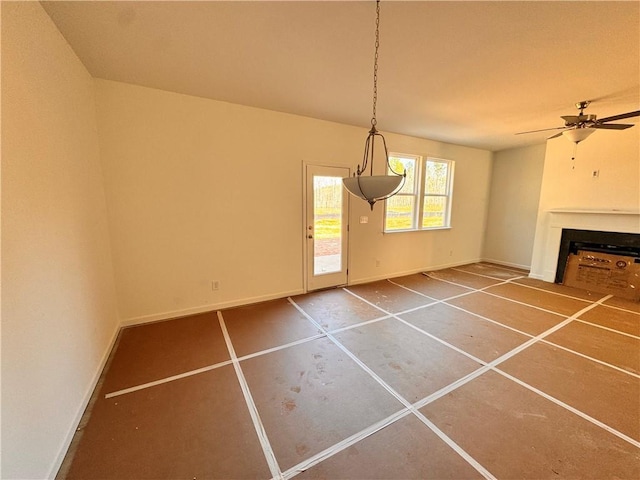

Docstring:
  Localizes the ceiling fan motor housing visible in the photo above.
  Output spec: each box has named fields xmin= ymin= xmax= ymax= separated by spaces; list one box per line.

xmin=563 ymin=114 xmax=597 ymax=126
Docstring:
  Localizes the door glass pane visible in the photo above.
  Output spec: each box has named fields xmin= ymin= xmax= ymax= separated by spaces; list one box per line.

xmin=313 ymin=176 xmax=342 ymax=275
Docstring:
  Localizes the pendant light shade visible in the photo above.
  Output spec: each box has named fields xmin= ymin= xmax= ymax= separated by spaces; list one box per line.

xmin=343 ymin=124 xmax=406 ymax=210
xmin=563 ymin=127 xmax=595 ymax=144
xmin=342 ymin=0 xmax=405 ymax=210
xmin=343 ymin=175 xmax=404 ymax=205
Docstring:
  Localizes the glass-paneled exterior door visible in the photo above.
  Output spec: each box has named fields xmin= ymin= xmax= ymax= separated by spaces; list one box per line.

xmin=305 ymin=165 xmax=349 ymax=291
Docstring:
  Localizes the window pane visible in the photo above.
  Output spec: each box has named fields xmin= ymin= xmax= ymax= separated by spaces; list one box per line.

xmin=389 ymin=156 xmax=416 ymax=194
xmin=422 ymin=196 xmax=446 ymax=228
xmin=424 ymin=160 xmax=449 ymax=195
xmin=313 ymin=176 xmax=342 ymax=275
xmin=385 ymin=195 xmax=415 ymax=231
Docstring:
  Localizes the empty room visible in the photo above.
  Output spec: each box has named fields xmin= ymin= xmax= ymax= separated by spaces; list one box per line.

xmin=2 ymin=1 xmax=639 ymax=479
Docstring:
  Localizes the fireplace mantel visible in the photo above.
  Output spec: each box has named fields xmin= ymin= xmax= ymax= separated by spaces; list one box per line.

xmin=547 ymin=210 xmax=640 ymax=231
xmin=548 ymin=209 xmax=640 ymax=215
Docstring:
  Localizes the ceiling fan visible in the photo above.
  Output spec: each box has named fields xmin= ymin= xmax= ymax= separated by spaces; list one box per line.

xmin=516 ymin=101 xmax=640 ymax=143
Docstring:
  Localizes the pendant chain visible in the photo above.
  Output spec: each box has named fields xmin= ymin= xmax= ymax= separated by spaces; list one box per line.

xmin=371 ymin=0 xmax=380 ymax=127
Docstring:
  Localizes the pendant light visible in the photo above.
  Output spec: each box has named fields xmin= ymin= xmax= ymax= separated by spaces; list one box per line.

xmin=343 ymin=0 xmax=405 ymax=210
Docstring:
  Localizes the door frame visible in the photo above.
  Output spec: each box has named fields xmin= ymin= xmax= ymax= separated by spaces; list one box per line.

xmin=302 ymin=161 xmax=351 ymax=292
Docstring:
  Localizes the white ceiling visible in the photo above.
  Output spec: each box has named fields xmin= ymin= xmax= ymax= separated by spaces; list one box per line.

xmin=42 ymin=1 xmax=640 ymax=151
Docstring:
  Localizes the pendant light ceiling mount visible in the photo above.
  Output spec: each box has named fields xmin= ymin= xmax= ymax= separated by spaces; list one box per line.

xmin=343 ymin=0 xmax=405 ymax=210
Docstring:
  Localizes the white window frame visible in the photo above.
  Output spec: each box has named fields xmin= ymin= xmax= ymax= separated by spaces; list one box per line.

xmin=384 ymin=154 xmax=454 ymax=233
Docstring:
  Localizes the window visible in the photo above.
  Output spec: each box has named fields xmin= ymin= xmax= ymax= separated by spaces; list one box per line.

xmin=384 ymin=154 xmax=454 ymax=232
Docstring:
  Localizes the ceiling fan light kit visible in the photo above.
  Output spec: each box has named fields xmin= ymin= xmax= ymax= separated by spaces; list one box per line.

xmin=562 ymin=127 xmax=596 ymax=144
xmin=342 ymin=0 xmax=406 ymax=210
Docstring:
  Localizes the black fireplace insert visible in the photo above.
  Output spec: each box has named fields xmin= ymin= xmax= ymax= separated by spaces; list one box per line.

xmin=555 ymin=229 xmax=640 ymax=283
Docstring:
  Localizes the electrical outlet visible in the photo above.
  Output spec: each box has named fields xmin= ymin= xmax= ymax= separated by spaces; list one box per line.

xmin=592 ymin=170 xmax=600 ymax=178
xmin=375 ymin=259 xmax=381 ymax=267
xmin=211 ymin=280 xmax=219 ymax=291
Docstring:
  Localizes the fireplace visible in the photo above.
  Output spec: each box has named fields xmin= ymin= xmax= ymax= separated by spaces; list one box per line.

xmin=555 ymin=229 xmax=640 ymax=283
xmin=529 ymin=209 xmax=640 ymax=283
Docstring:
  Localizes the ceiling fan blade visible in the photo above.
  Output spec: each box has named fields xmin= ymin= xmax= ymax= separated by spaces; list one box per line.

xmin=592 ymin=123 xmax=633 ymax=130
xmin=515 ymin=126 xmax=566 ymax=135
xmin=597 ymin=110 xmax=640 ymax=123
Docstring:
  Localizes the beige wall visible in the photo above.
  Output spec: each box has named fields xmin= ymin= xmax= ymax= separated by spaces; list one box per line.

xmin=482 ymin=143 xmax=546 ymax=269
xmin=530 ymin=125 xmax=640 ymax=280
xmin=1 ymin=2 xmax=119 ymax=478
xmin=94 ymin=79 xmax=493 ymax=324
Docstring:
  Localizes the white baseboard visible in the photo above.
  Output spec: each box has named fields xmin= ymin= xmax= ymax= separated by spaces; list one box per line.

xmin=528 ymin=272 xmax=545 ymax=280
xmin=125 ymin=259 xmax=489 ymax=326
xmin=348 ymin=269 xmax=425 ymax=287
xmin=121 ymin=288 xmax=306 ymax=327
xmin=424 ymin=258 xmax=484 ymax=272
xmin=480 ymin=257 xmax=531 ymax=271
xmin=48 ymin=321 xmax=120 ymax=479
xmin=348 ymin=258 xmax=482 ymax=286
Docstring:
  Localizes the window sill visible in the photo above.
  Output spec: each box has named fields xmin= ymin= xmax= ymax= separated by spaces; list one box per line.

xmin=384 ymin=226 xmax=452 ymax=234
